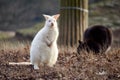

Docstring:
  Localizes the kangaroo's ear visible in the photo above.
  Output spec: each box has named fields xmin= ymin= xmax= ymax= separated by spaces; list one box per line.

xmin=43 ymin=14 xmax=50 ymax=20
xmin=52 ymin=14 xmax=60 ymax=20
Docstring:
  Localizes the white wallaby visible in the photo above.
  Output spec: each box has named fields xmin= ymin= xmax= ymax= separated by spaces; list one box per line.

xmin=30 ymin=14 xmax=60 ymax=69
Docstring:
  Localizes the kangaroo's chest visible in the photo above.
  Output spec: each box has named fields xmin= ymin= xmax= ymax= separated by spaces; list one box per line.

xmin=47 ymin=29 xmax=57 ymax=40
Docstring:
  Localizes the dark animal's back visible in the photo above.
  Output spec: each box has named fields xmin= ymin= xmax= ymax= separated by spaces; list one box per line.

xmin=78 ymin=25 xmax=112 ymax=53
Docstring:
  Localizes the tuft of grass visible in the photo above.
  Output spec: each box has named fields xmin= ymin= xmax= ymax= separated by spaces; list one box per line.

xmin=0 ymin=40 xmax=30 ymax=51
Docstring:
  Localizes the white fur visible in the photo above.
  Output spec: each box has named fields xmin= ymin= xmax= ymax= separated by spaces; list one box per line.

xmin=30 ymin=14 xmax=60 ymax=69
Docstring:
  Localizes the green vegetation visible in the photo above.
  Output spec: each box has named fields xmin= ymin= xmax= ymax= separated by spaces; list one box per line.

xmin=0 ymin=0 xmax=120 ymax=42
xmin=18 ymin=22 xmax=44 ymax=36
xmin=0 ymin=0 xmax=59 ymax=31
xmin=0 ymin=31 xmax=15 ymax=40
xmin=89 ymin=0 xmax=120 ymax=27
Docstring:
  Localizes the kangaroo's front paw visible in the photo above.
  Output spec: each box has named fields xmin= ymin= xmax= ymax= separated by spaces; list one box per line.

xmin=34 ymin=65 xmax=39 ymax=69
xmin=47 ymin=42 xmax=53 ymax=47
xmin=47 ymin=63 xmax=54 ymax=67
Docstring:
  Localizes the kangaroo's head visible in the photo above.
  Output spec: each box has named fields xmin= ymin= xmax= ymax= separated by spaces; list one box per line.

xmin=43 ymin=14 xmax=60 ymax=28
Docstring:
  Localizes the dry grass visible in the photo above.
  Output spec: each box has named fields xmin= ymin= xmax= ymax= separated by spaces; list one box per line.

xmin=0 ymin=42 xmax=120 ymax=80
xmin=0 ymin=41 xmax=30 ymax=51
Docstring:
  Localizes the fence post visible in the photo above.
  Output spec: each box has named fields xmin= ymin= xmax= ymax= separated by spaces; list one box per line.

xmin=59 ymin=0 xmax=88 ymax=47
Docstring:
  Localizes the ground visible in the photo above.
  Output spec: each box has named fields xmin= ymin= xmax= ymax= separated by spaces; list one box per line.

xmin=0 ymin=45 xmax=120 ymax=80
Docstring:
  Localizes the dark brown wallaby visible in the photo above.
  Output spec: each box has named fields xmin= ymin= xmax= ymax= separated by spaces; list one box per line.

xmin=77 ymin=25 xmax=112 ymax=54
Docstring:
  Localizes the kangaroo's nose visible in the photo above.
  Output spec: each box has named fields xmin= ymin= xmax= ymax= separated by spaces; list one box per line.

xmin=51 ymin=23 xmax=54 ymax=26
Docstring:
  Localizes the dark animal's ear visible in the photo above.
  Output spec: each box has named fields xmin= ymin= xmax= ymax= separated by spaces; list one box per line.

xmin=77 ymin=40 xmax=83 ymax=55
xmin=78 ymin=40 xmax=82 ymax=44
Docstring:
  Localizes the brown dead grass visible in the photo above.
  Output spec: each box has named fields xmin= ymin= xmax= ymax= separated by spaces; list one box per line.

xmin=0 ymin=44 xmax=120 ymax=80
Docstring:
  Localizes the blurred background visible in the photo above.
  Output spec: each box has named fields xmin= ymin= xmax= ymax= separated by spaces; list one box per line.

xmin=0 ymin=0 xmax=120 ymax=47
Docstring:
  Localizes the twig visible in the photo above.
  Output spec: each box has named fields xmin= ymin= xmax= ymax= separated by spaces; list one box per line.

xmin=9 ymin=62 xmax=32 ymax=65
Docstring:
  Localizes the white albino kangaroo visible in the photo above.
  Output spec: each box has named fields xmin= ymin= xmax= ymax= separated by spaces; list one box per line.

xmin=30 ymin=14 xmax=60 ymax=69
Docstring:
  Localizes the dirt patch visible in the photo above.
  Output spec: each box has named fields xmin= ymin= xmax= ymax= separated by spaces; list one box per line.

xmin=0 ymin=47 xmax=120 ymax=80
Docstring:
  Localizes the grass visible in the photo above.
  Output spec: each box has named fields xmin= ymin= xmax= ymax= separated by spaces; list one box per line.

xmin=18 ymin=22 xmax=44 ymax=36
xmin=0 ymin=22 xmax=44 ymax=41
xmin=0 ymin=40 xmax=30 ymax=51
xmin=0 ymin=31 xmax=15 ymax=40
